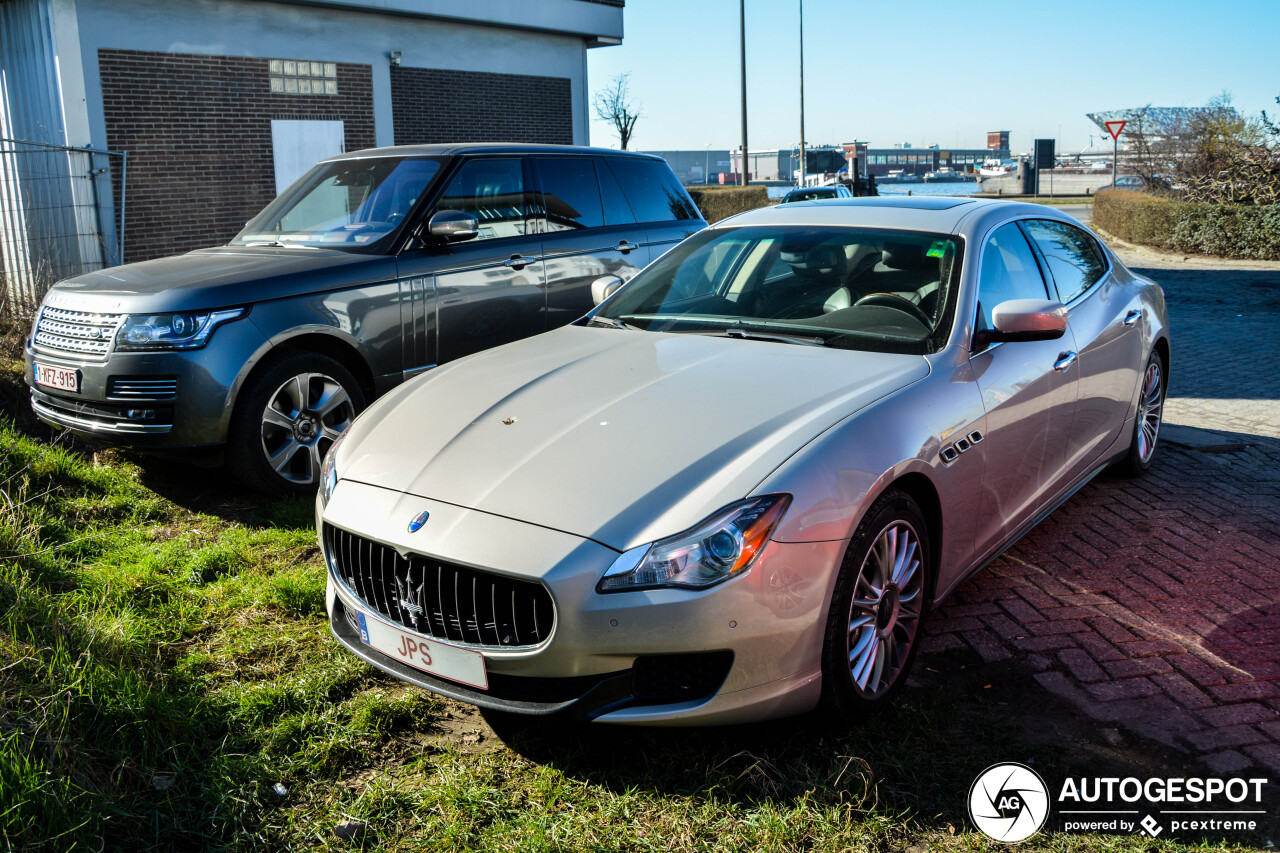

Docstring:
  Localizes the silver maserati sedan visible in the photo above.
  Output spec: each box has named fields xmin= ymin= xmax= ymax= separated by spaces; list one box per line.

xmin=316 ymin=197 xmax=1169 ymax=725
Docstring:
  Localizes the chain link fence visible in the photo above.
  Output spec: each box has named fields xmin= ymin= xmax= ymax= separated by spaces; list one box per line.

xmin=0 ymin=138 xmax=126 ymax=317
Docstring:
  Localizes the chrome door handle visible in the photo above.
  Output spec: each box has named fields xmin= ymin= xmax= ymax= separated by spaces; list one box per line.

xmin=1123 ymin=309 xmax=1142 ymax=327
xmin=1054 ymin=351 xmax=1078 ymax=371
xmin=504 ymin=255 xmax=538 ymax=270
xmin=614 ymin=240 xmax=634 ymax=254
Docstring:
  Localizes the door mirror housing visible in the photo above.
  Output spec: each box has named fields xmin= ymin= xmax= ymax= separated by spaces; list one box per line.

xmin=974 ymin=299 xmax=1068 ymax=349
xmin=591 ymin=275 xmax=625 ymax=306
xmin=428 ymin=210 xmax=479 ymax=242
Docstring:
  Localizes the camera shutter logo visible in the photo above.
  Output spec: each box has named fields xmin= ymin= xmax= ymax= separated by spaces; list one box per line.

xmin=968 ymin=762 xmax=1050 ymax=842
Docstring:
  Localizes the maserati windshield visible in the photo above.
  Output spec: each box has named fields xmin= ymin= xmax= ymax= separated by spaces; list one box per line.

xmin=595 ymin=226 xmax=962 ymax=354
xmin=232 ymin=156 xmax=443 ymax=251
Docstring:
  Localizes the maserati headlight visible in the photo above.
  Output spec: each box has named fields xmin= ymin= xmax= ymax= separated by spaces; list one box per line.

xmin=319 ymin=428 xmax=348 ymax=508
xmin=115 ymin=308 xmax=245 ymax=351
xmin=598 ymin=494 xmax=791 ymax=592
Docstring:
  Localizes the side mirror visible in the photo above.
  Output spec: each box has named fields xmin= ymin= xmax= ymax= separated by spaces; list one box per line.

xmin=591 ymin=275 xmax=625 ymax=306
xmin=428 ymin=210 xmax=479 ymax=242
xmin=975 ymin=299 xmax=1067 ymax=348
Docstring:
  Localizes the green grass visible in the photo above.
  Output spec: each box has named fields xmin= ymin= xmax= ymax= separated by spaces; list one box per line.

xmin=0 ymin=355 xmax=1267 ymax=852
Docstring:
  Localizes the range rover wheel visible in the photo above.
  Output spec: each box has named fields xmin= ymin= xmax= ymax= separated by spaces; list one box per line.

xmin=229 ymin=352 xmax=365 ymax=494
xmin=820 ymin=488 xmax=930 ymax=717
xmin=1112 ymin=350 xmax=1166 ymax=478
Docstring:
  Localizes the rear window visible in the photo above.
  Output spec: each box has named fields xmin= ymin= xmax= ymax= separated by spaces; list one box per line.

xmin=605 ymin=158 xmax=700 ymax=223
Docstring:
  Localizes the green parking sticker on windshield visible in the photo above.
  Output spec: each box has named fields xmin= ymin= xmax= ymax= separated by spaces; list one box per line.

xmin=926 ymin=240 xmax=948 ymax=258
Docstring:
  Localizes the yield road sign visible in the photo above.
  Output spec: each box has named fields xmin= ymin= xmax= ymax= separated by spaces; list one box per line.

xmin=1105 ymin=120 xmax=1127 ymax=140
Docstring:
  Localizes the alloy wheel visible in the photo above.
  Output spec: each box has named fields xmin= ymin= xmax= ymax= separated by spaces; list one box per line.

xmin=1136 ymin=360 xmax=1164 ymax=464
xmin=259 ymin=372 xmax=355 ymax=485
xmin=846 ymin=520 xmax=924 ymax=698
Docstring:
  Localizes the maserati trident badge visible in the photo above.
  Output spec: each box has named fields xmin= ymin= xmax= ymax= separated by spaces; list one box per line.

xmin=407 ymin=510 xmax=430 ymax=533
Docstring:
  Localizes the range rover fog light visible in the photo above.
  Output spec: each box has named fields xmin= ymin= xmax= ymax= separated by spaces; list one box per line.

xmin=126 ymin=409 xmax=156 ymax=420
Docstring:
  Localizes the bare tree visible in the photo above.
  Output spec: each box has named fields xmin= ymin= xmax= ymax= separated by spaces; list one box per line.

xmin=593 ymin=73 xmax=640 ymax=150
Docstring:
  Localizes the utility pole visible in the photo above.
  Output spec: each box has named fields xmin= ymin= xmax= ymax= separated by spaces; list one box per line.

xmin=739 ymin=0 xmax=748 ymax=187
xmin=798 ymin=0 xmax=805 ymax=187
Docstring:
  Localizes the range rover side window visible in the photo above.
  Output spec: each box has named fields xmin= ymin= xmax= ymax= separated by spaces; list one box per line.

xmin=436 ymin=158 xmax=531 ymax=241
xmin=535 ymin=158 xmax=604 ymax=231
xmin=1021 ymin=219 xmax=1107 ymax=304
xmin=596 ymin=158 xmax=637 ymax=226
xmin=605 ymin=158 xmax=699 ymax=223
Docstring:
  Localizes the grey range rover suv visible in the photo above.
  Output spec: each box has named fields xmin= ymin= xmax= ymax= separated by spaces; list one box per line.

xmin=24 ymin=144 xmax=704 ymax=492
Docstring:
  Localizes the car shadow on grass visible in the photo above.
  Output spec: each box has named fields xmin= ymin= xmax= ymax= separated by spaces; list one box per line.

xmin=484 ymin=649 xmax=1277 ymax=847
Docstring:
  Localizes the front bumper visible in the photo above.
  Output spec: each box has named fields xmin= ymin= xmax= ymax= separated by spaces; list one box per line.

xmin=22 ymin=318 xmax=267 ymax=447
xmin=320 ymin=480 xmax=840 ymax=724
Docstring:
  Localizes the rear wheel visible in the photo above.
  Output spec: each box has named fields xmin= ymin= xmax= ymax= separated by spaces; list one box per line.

xmin=820 ymin=488 xmax=930 ymax=717
xmin=228 ymin=351 xmax=364 ymax=494
xmin=1112 ymin=350 xmax=1165 ymax=478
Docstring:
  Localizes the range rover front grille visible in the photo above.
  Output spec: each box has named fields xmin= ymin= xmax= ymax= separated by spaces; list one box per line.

xmin=324 ymin=523 xmax=555 ymax=649
xmin=33 ymin=306 xmax=124 ymax=359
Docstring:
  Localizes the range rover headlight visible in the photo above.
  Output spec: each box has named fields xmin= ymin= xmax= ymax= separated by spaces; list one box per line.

xmin=598 ymin=494 xmax=791 ymax=592
xmin=115 ymin=308 xmax=246 ymax=351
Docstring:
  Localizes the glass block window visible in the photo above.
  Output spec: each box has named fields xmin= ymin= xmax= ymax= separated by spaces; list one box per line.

xmin=269 ymin=59 xmax=338 ymax=95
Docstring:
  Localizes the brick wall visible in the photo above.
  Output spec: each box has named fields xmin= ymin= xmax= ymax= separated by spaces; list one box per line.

xmin=390 ymin=66 xmax=572 ymax=146
xmin=99 ymin=49 xmax=375 ymax=263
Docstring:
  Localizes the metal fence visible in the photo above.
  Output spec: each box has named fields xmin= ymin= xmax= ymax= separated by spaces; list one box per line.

xmin=0 ymin=137 xmax=126 ymax=315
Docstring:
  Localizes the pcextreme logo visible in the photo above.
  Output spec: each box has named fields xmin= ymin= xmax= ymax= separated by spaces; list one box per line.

xmin=968 ymin=763 xmax=1050 ymax=842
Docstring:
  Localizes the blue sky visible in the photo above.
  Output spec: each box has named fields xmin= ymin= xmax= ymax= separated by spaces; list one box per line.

xmin=586 ymin=0 xmax=1280 ymax=155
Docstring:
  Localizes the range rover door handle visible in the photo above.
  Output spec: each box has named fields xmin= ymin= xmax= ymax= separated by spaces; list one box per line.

xmin=1054 ymin=351 xmax=1078 ymax=371
xmin=1123 ymin=309 xmax=1142 ymax=326
xmin=504 ymin=255 xmax=538 ymax=270
xmin=614 ymin=240 xmax=634 ymax=254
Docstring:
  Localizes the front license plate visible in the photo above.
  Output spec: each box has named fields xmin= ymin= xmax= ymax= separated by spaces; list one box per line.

xmin=34 ymin=362 xmax=79 ymax=393
xmin=354 ymin=607 xmax=488 ymax=690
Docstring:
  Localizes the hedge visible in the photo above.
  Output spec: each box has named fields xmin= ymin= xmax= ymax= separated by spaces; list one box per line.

xmin=1093 ymin=190 xmax=1280 ymax=260
xmin=686 ymin=185 xmax=773 ymax=224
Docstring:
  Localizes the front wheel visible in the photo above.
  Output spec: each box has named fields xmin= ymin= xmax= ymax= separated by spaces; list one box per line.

xmin=228 ymin=351 xmax=365 ymax=494
xmin=820 ymin=489 xmax=931 ymax=717
xmin=1112 ymin=350 xmax=1166 ymax=478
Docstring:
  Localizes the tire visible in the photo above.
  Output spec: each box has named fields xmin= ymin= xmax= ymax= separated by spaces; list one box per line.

xmin=820 ymin=488 xmax=931 ymax=718
xmin=1111 ymin=350 xmax=1166 ymax=478
xmin=228 ymin=351 xmax=365 ymax=495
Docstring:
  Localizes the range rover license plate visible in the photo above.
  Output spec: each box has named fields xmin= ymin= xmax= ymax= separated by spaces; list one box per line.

xmin=353 ymin=605 xmax=488 ymax=689
xmin=34 ymin=362 xmax=79 ymax=393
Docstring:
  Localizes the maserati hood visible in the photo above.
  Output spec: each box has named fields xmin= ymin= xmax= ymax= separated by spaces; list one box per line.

xmin=341 ymin=326 xmax=928 ymax=551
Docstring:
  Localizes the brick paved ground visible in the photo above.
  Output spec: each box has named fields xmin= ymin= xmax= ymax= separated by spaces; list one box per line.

xmin=922 ymin=237 xmax=1280 ymax=775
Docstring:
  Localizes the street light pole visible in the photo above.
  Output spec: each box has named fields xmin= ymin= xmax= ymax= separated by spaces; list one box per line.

xmin=739 ymin=0 xmax=748 ymax=187
xmin=798 ymin=0 xmax=805 ymax=187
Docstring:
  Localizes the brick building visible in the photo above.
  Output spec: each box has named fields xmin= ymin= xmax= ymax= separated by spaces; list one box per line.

xmin=0 ymin=0 xmax=624 ymax=281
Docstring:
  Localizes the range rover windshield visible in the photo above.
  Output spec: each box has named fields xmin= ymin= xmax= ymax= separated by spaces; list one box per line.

xmin=232 ymin=156 xmax=443 ymax=251
xmin=593 ymin=225 xmax=962 ymax=354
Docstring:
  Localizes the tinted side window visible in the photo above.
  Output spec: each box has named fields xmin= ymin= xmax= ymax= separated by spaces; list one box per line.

xmin=977 ymin=222 xmax=1049 ymax=334
xmin=596 ymin=158 xmax=637 ymax=226
xmin=536 ymin=157 xmax=604 ymax=230
xmin=605 ymin=158 xmax=700 ymax=223
xmin=437 ymin=158 xmax=530 ymax=241
xmin=1022 ymin=219 xmax=1106 ymax=303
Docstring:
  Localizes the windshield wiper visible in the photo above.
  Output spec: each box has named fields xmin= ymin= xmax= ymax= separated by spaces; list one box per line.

xmin=586 ymin=315 xmax=638 ymax=331
xmin=241 ymin=240 xmax=318 ymax=249
xmin=720 ymin=328 xmax=827 ymax=347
